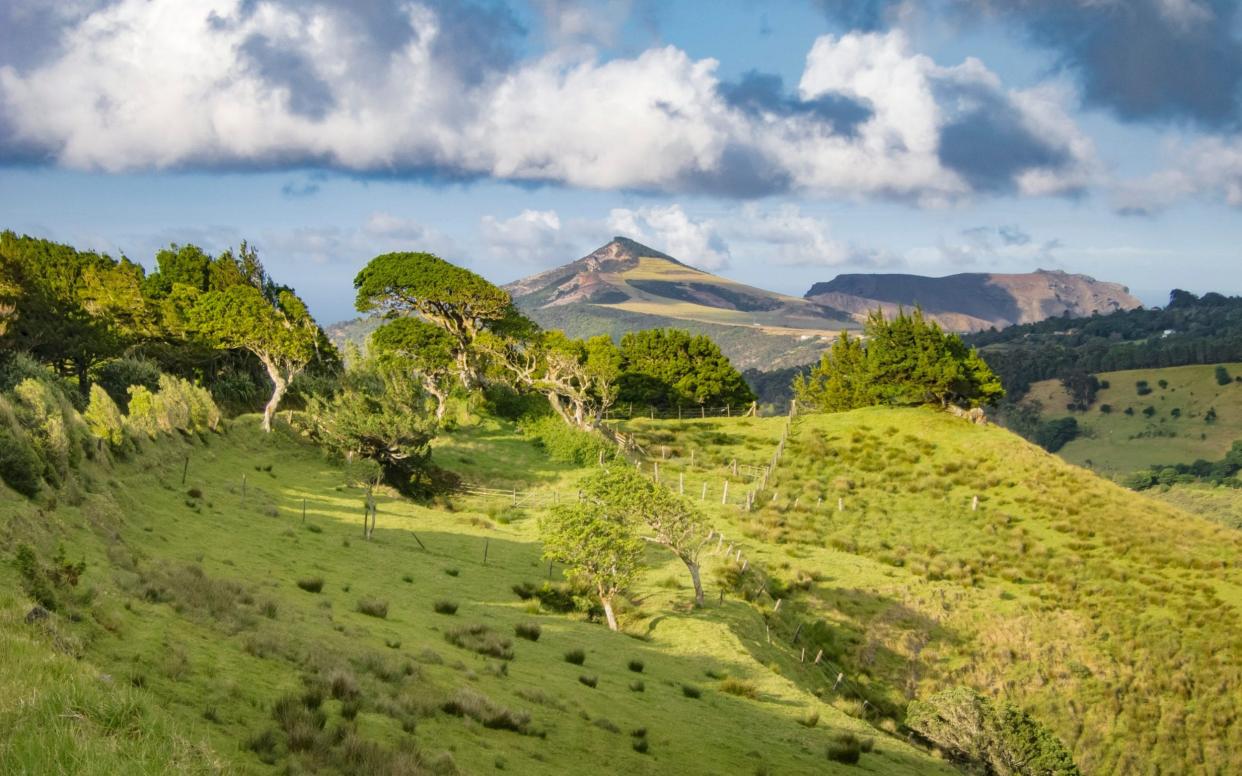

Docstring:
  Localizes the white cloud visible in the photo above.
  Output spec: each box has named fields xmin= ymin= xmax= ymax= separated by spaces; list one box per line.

xmin=724 ymin=205 xmax=849 ymax=266
xmin=480 ymin=209 xmax=572 ymax=263
xmin=0 ymin=3 xmax=1096 ymax=202
xmin=1113 ymin=135 xmax=1242 ymax=214
xmin=607 ymin=204 xmax=731 ymax=269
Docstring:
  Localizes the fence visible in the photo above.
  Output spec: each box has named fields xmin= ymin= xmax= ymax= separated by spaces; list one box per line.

xmin=602 ymin=402 xmax=757 ymax=422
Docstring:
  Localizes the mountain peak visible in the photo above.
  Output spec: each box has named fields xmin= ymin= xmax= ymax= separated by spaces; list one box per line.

xmin=589 ymin=236 xmax=681 ymax=265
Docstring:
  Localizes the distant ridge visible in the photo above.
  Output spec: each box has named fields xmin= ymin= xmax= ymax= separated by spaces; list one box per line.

xmin=804 ymin=269 xmax=1142 ymax=331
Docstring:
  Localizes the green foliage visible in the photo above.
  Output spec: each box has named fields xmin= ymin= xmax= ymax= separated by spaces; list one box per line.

xmin=125 ymin=386 xmax=159 ymax=438
xmin=1125 ymin=440 xmax=1242 ymax=490
xmin=540 ymin=501 xmax=645 ymax=631
xmin=825 ymin=732 xmax=863 ymax=765
xmin=520 ymin=415 xmax=611 ymax=466
xmin=907 ymin=687 xmax=1079 ymax=776
xmin=444 ymin=624 xmax=514 ymax=660
xmin=12 ymin=377 xmax=86 ymax=486
xmin=1032 ymin=417 xmax=1080 ymax=453
xmin=1216 ymin=365 xmax=1232 ymax=385
xmin=795 ymin=309 xmax=1004 ymax=413
xmin=617 ymin=328 xmax=755 ymax=408
xmin=0 ymin=423 xmax=42 ymax=497
xmin=83 ymin=385 xmax=126 ymax=449
xmin=94 ymin=357 xmax=161 ymax=411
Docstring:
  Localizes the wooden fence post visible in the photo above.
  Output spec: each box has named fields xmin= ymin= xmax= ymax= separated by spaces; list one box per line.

xmin=701 ymin=482 xmax=708 ymax=501
xmin=838 ymin=497 xmax=844 ymax=512
xmin=972 ymin=495 xmax=979 ymax=512
xmin=679 ymin=472 xmax=684 ymax=495
xmin=483 ymin=539 xmax=490 ymax=566
xmin=301 ymin=498 xmax=307 ymax=523
xmin=721 ymin=479 xmax=729 ymax=504
xmin=181 ymin=456 xmax=189 ymax=485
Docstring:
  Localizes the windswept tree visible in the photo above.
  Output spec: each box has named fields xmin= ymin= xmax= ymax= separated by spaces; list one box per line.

xmin=580 ymin=467 xmax=715 ymax=606
xmin=353 ymin=252 xmax=513 ymax=388
xmin=617 ymin=328 xmax=755 ymax=408
xmin=539 ymin=501 xmax=644 ymax=631
xmin=193 ymin=285 xmax=321 ymax=431
xmin=370 ymin=317 xmax=457 ymax=420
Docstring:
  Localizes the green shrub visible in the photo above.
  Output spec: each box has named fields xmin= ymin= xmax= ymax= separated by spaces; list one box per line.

xmin=0 ymin=425 xmax=42 ymax=497
xmin=719 ymin=678 xmax=759 ymax=698
xmin=1216 ymin=365 xmax=1232 ymax=386
xmin=681 ymin=684 xmax=702 ymax=699
xmin=356 ymin=597 xmax=389 ymax=618
xmin=13 ymin=377 xmax=83 ymax=484
xmin=578 ymin=675 xmax=597 ymax=688
xmin=83 ymin=385 xmax=125 ymax=449
xmin=433 ymin=599 xmax=458 ymax=615
xmin=519 ymin=415 xmax=611 ymax=466
xmin=798 ymin=710 xmax=819 ymax=728
xmin=627 ymin=659 xmax=644 ymax=673
xmin=440 ymin=688 xmax=531 ymax=733
xmin=94 ymin=357 xmax=161 ymax=411
xmin=126 ymin=386 xmax=159 ymax=438
xmin=564 ymin=648 xmax=586 ymax=665
xmin=826 ymin=732 xmax=863 ymax=765
xmin=514 ymin=622 xmax=541 ymax=641
xmin=629 ymin=680 xmax=645 ymax=692
xmin=445 ymin=624 xmax=514 ymax=660
xmin=632 ymin=738 xmax=649 ymax=754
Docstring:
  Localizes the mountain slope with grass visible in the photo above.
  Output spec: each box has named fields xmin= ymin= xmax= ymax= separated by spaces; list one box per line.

xmin=1021 ymin=362 xmax=1242 ymax=474
xmin=1 ymin=416 xmax=953 ymax=775
xmin=505 ymin=238 xmax=855 ymax=370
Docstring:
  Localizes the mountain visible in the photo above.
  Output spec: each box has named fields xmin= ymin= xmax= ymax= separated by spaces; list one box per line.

xmin=506 ymin=237 xmax=856 ymax=369
xmin=804 ymin=269 xmax=1142 ymax=332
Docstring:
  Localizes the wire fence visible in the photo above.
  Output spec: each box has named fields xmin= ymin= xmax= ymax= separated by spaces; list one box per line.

xmin=602 ymin=402 xmax=758 ymax=422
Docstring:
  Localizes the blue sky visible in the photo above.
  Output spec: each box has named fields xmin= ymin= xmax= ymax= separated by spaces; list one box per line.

xmin=2 ymin=0 xmax=1240 ymax=322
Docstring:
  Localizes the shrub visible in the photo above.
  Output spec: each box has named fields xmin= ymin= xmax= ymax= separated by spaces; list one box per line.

xmin=328 ymin=670 xmax=360 ymax=701
xmin=629 ymin=680 xmax=645 ymax=692
xmin=681 ymin=684 xmax=702 ymax=699
xmin=433 ymin=599 xmax=459 ymax=615
xmin=514 ymin=622 xmax=541 ymax=641
xmin=0 ymin=426 xmax=42 ymax=497
xmin=632 ymin=738 xmax=649 ymax=754
xmin=83 ymin=384 xmax=125 ymax=449
xmin=401 ymin=574 xmax=413 ymax=584
xmin=356 ymin=597 xmax=389 ymax=618
xmin=593 ymin=718 xmax=619 ymax=733
xmin=95 ymin=357 xmax=161 ymax=410
xmin=445 ymin=624 xmax=515 ymax=660
xmin=444 ymin=567 xmax=459 ymax=577
xmin=1136 ymin=380 xmax=1152 ymax=396
xmin=519 ymin=415 xmax=611 ymax=465
xmin=441 ymin=688 xmax=531 ymax=733
xmin=798 ymin=710 xmax=819 ymax=728
xmin=1216 ymin=365 xmax=1232 ymax=386
xmin=13 ymin=377 xmax=82 ymax=484
xmin=826 ymin=732 xmax=863 ymax=765
xmin=719 ymin=678 xmax=759 ymax=699
xmin=627 ymin=659 xmax=644 ymax=673
xmin=578 ymin=675 xmax=598 ymax=688
xmin=295 ymin=577 xmax=323 ymax=593
xmin=564 ymin=648 xmax=586 ymax=665
xmin=126 ymin=385 xmax=160 ymax=438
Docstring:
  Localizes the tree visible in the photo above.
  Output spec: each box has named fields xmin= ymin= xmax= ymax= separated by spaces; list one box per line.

xmin=370 ymin=318 xmax=457 ymax=420
xmin=793 ymin=309 xmax=1004 ymax=414
xmin=907 ymin=687 xmax=1079 ymax=776
xmin=1215 ymin=365 xmax=1232 ymax=386
xmin=353 ymin=252 xmax=514 ymax=388
xmin=302 ymin=360 xmax=436 ymax=495
xmin=192 ymin=285 xmax=321 ymax=432
xmin=1059 ymin=369 xmax=1099 ymax=410
xmin=580 ymin=467 xmax=715 ymax=605
xmin=617 ymin=328 xmax=755 ymax=408
xmin=539 ymin=501 xmax=644 ymax=631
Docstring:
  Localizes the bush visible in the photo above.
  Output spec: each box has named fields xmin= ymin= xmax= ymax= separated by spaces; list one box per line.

xmin=514 ymin=622 xmax=541 ymax=641
xmin=519 ymin=415 xmax=611 ymax=466
xmin=83 ymin=384 xmax=125 ymax=449
xmin=94 ymin=357 xmax=161 ymax=411
xmin=445 ymin=624 xmax=515 ymax=660
xmin=627 ymin=659 xmax=644 ymax=673
xmin=0 ymin=425 xmax=42 ymax=497
xmin=1221 ymin=365 xmax=1236 ymax=385
xmin=826 ymin=732 xmax=863 ymax=765
xmin=433 ymin=599 xmax=459 ymax=615
xmin=719 ymin=678 xmax=759 ymax=699
xmin=1136 ymin=380 xmax=1152 ymax=396
xmin=681 ymin=684 xmax=702 ymax=699
xmin=564 ymin=648 xmax=586 ymax=665
xmin=578 ymin=675 xmax=598 ymax=688
xmin=13 ymin=377 xmax=84 ymax=484
xmin=798 ymin=710 xmax=819 ymax=728
xmin=440 ymin=688 xmax=531 ymax=734
xmin=126 ymin=386 xmax=159 ymax=438
xmin=632 ymin=738 xmax=649 ymax=754
xmin=629 ymin=680 xmax=645 ymax=692
xmin=356 ymin=597 xmax=389 ymax=618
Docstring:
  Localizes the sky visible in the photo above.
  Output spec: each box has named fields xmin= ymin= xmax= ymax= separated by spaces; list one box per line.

xmin=2 ymin=0 xmax=1241 ymax=323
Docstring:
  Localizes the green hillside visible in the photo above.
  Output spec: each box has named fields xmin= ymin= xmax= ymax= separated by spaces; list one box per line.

xmin=5 ymin=406 xmax=1240 ymax=774
xmin=1023 ymin=362 xmax=1242 ymax=473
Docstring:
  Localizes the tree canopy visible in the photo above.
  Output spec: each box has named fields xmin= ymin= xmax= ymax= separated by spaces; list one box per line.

xmin=617 ymin=328 xmax=755 ymax=408
xmin=539 ymin=500 xmax=644 ymax=632
xmin=354 ymin=252 xmax=514 ymax=388
xmin=370 ymin=317 xmax=458 ymax=420
xmin=794 ymin=309 xmax=1004 ymax=413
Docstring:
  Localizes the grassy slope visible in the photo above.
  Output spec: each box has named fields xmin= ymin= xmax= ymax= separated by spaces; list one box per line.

xmin=1023 ymin=362 xmax=1242 ymax=473
xmin=0 ymin=418 xmax=948 ymax=776
xmin=1152 ymin=484 xmax=1242 ymax=531
xmin=615 ymin=408 xmax=1242 ymax=775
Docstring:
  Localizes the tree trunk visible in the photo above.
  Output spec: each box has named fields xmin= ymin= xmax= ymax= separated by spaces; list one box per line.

xmin=685 ymin=558 xmax=704 ymax=607
xmin=260 ymin=359 xmax=288 ymax=433
xmin=600 ymin=593 xmax=619 ymax=631
xmin=75 ymin=359 xmax=90 ymax=400
xmin=423 ymin=378 xmax=447 ymax=421
xmin=455 ymin=348 xmax=476 ymax=390
xmin=545 ymin=392 xmax=576 ymax=426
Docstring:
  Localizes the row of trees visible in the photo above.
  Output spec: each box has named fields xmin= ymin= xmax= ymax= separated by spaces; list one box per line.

xmin=793 ymin=309 xmax=1004 ymax=413
xmin=0 ymin=233 xmax=334 ymax=431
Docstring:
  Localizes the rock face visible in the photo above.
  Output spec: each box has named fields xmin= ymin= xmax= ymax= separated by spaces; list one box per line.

xmin=804 ymin=270 xmax=1142 ymax=332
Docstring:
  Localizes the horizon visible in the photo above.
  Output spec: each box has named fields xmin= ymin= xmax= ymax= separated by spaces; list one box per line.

xmin=4 ymin=1 xmax=1241 ymax=321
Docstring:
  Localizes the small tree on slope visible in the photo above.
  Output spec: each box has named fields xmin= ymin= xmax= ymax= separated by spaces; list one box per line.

xmin=539 ymin=502 xmax=644 ymax=631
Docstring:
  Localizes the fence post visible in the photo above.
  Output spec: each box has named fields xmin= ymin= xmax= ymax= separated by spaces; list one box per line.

xmin=241 ymin=474 xmax=247 ymax=503
xmin=721 ymin=479 xmax=729 ymax=504
xmin=302 ymin=498 xmax=307 ymax=523
xmin=483 ymin=538 xmax=489 ymax=566
xmin=701 ymin=482 xmax=707 ymax=501
xmin=679 ymin=472 xmax=684 ymax=495
xmin=678 ymin=406 xmax=682 ymax=421
xmin=972 ymin=495 xmax=979 ymax=512
xmin=701 ymin=405 xmax=706 ymax=419
xmin=838 ymin=497 xmax=844 ymax=512
xmin=726 ymin=404 xmax=731 ymax=418
xmin=181 ymin=456 xmax=189 ymax=485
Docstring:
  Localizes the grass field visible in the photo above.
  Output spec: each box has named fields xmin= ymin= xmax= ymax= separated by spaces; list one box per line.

xmin=0 ymin=416 xmax=950 ymax=775
xmin=1023 ymin=362 xmax=1242 ymax=473
xmin=1152 ymin=484 xmax=1242 ymax=530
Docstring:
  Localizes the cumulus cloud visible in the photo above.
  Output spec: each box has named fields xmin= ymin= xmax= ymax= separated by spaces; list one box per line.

xmin=607 ymin=205 xmax=731 ymax=269
xmin=1113 ymin=135 xmax=1242 ymax=214
xmin=481 ymin=209 xmax=581 ymax=263
xmin=0 ymin=2 xmax=1095 ymax=202
xmin=929 ymin=224 xmax=1061 ymax=267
